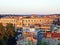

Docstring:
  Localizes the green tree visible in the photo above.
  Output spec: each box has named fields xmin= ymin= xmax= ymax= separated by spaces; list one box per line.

xmin=58 ymin=43 xmax=60 ymax=45
xmin=37 ymin=40 xmax=42 ymax=45
xmin=0 ymin=23 xmax=16 ymax=45
xmin=6 ymin=23 xmax=16 ymax=45
xmin=0 ymin=23 xmax=7 ymax=45
xmin=43 ymin=42 xmax=50 ymax=45
xmin=27 ymin=40 xmax=32 ymax=45
xmin=6 ymin=23 xmax=15 ymax=37
xmin=0 ymin=23 xmax=5 ymax=39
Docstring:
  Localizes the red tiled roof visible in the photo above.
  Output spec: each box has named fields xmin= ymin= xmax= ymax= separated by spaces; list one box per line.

xmin=45 ymin=32 xmax=60 ymax=38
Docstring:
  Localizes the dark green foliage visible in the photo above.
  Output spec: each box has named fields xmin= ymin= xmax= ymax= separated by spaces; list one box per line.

xmin=0 ymin=23 xmax=16 ymax=45
xmin=37 ymin=40 xmax=50 ymax=45
xmin=37 ymin=40 xmax=42 ymax=45
xmin=28 ymin=40 xmax=31 ymax=45
xmin=58 ymin=43 xmax=60 ymax=45
xmin=0 ymin=23 xmax=5 ymax=39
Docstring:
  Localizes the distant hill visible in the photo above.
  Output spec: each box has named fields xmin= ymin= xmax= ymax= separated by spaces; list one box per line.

xmin=0 ymin=14 xmax=60 ymax=18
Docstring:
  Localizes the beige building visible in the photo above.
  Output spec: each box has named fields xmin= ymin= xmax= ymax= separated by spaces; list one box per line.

xmin=0 ymin=15 xmax=60 ymax=31
xmin=0 ymin=16 xmax=17 ymax=26
xmin=16 ymin=17 xmax=23 ymax=28
xmin=22 ymin=17 xmax=54 ymax=30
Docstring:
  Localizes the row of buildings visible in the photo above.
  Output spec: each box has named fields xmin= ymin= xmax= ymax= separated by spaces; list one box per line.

xmin=0 ymin=14 xmax=60 ymax=31
xmin=0 ymin=14 xmax=60 ymax=45
xmin=37 ymin=17 xmax=60 ymax=45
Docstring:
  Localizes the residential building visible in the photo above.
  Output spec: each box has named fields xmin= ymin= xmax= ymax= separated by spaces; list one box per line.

xmin=0 ymin=15 xmax=60 ymax=31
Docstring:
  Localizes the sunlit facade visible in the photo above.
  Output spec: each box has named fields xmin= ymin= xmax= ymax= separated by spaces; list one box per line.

xmin=0 ymin=15 xmax=60 ymax=31
xmin=22 ymin=16 xmax=54 ymax=31
xmin=0 ymin=17 xmax=17 ymax=26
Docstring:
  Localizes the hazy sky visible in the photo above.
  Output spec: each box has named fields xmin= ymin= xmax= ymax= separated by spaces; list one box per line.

xmin=0 ymin=0 xmax=60 ymax=14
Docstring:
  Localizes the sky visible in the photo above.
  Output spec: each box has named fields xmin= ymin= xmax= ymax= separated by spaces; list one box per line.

xmin=0 ymin=0 xmax=60 ymax=14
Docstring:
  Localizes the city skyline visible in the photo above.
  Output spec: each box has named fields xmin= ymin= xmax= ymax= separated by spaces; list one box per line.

xmin=0 ymin=0 xmax=60 ymax=14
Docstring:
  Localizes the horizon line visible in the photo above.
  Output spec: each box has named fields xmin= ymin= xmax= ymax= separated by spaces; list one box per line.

xmin=0 ymin=13 xmax=60 ymax=15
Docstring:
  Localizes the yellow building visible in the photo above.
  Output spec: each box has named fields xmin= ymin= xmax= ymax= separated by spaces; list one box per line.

xmin=0 ymin=16 xmax=17 ymax=26
xmin=0 ymin=16 xmax=23 ymax=28
xmin=22 ymin=16 xmax=54 ymax=31
xmin=0 ymin=15 xmax=60 ymax=31
xmin=16 ymin=17 xmax=23 ymax=28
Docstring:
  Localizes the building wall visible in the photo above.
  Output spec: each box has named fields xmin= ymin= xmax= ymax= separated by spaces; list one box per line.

xmin=0 ymin=15 xmax=59 ymax=30
xmin=22 ymin=17 xmax=54 ymax=30
xmin=0 ymin=18 xmax=17 ymax=26
xmin=16 ymin=19 xmax=22 ymax=28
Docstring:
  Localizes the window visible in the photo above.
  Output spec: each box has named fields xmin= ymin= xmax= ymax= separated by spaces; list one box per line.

xmin=28 ymin=20 xmax=30 ymax=22
xmin=34 ymin=20 xmax=36 ymax=22
xmin=40 ymin=20 xmax=41 ymax=22
xmin=37 ymin=20 xmax=38 ymax=22
xmin=31 ymin=20 xmax=33 ymax=22
xmin=25 ymin=20 xmax=27 ymax=22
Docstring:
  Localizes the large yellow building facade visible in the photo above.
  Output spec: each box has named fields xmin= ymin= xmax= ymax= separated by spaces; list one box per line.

xmin=0 ymin=15 xmax=60 ymax=31
xmin=0 ymin=17 xmax=17 ymax=26
xmin=22 ymin=17 xmax=53 ymax=30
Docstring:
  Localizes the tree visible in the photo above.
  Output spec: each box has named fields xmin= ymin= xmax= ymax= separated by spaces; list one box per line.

xmin=6 ymin=23 xmax=15 ymax=37
xmin=0 ymin=23 xmax=17 ymax=45
xmin=43 ymin=41 xmax=50 ymax=45
xmin=0 ymin=23 xmax=7 ymax=45
xmin=0 ymin=23 xmax=5 ymax=39
xmin=37 ymin=40 xmax=50 ymax=45
xmin=27 ymin=40 xmax=32 ymax=45
xmin=6 ymin=23 xmax=16 ymax=45
xmin=58 ymin=43 xmax=60 ymax=45
xmin=37 ymin=40 xmax=42 ymax=45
